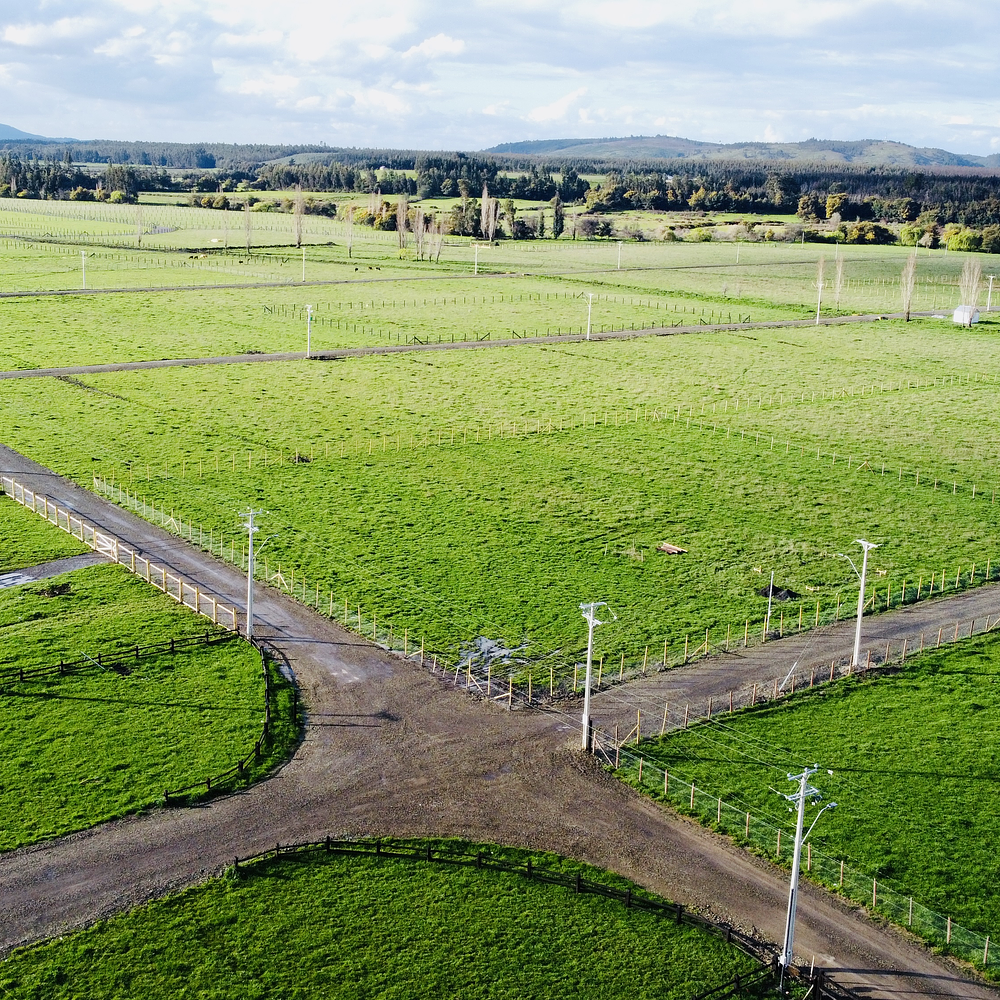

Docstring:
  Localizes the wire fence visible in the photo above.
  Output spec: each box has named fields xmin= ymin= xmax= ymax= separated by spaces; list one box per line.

xmin=91 ymin=471 xmax=1000 ymax=712
xmin=595 ymin=679 xmax=999 ymax=974
xmin=0 ymin=630 xmax=235 ymax=683
xmin=228 ymin=836 xmax=860 ymax=999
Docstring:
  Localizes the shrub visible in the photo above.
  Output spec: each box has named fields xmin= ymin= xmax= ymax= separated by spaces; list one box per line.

xmin=981 ymin=225 xmax=1000 ymax=254
xmin=947 ymin=229 xmax=983 ymax=252
xmin=836 ymin=220 xmax=895 ymax=245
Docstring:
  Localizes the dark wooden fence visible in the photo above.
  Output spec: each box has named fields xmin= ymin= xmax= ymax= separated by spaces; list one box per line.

xmin=163 ymin=636 xmax=297 ymax=803
xmin=230 ymin=837 xmax=864 ymax=1000
xmin=0 ymin=631 xmax=237 ymax=683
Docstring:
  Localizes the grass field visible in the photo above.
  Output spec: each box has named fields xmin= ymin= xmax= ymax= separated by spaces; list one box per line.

xmin=0 ymin=842 xmax=762 ymax=999
xmin=0 ymin=496 xmax=87 ymax=572
xmin=0 ymin=273 xmax=792 ymax=370
xmin=1 ymin=319 xmax=998 ymax=674
xmin=620 ymin=633 xmax=1000 ymax=936
xmin=0 ymin=561 xmax=285 ymax=850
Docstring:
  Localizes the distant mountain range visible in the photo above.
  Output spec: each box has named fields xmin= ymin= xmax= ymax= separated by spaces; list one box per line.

xmin=485 ymin=135 xmax=1000 ymax=168
xmin=0 ymin=122 xmax=77 ymax=142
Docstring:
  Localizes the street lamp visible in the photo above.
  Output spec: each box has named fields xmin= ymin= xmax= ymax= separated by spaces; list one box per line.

xmin=474 ymin=244 xmax=480 ymax=275
xmin=779 ymin=766 xmax=837 ymax=982
xmin=240 ymin=510 xmax=277 ymax=642
xmin=580 ymin=601 xmax=615 ymax=750
xmin=987 ymin=275 xmax=996 ymax=312
xmin=839 ymin=539 xmax=879 ymax=668
xmin=617 ymin=241 xmax=623 ymax=270
xmin=305 ymin=304 xmax=313 ymax=359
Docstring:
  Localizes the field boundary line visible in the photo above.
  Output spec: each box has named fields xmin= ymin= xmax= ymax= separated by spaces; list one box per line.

xmin=596 ymin=616 xmax=1000 ymax=975
xmin=0 ymin=311 xmax=947 ymax=380
xmin=1 ymin=475 xmax=242 ymax=633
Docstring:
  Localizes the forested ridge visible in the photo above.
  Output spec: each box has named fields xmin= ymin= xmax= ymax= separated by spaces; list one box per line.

xmin=4 ymin=142 xmax=1000 ymax=233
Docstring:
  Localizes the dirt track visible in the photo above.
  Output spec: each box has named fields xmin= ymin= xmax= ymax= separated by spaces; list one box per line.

xmin=1 ymin=442 xmax=997 ymax=999
xmin=0 ymin=310 xmax=935 ymax=381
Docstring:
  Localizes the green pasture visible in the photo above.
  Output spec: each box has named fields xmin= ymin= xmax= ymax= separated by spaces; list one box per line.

xmin=1 ymin=328 xmax=999 ymax=671
xmin=0 ymin=843 xmax=761 ymax=1000
xmin=619 ymin=632 xmax=1000 ymax=937
xmin=0 ymin=562 xmax=283 ymax=850
xmin=0 ymin=496 xmax=87 ymax=572
xmin=0 ymin=273 xmax=791 ymax=370
xmin=0 ymin=200 xmax=981 ymax=325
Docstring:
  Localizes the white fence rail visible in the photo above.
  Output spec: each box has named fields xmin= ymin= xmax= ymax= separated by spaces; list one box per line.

xmin=1 ymin=475 xmax=241 ymax=632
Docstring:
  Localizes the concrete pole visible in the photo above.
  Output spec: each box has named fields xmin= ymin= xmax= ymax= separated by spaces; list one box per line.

xmin=586 ymin=293 xmax=593 ymax=340
xmin=306 ymin=304 xmax=313 ymax=359
xmin=780 ymin=769 xmax=810 ymax=975
xmin=852 ymin=540 xmax=877 ymax=668
xmin=581 ymin=610 xmax=596 ymax=750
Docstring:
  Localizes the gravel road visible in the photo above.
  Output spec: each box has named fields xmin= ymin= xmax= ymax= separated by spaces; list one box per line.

xmin=0 ymin=311 xmax=932 ymax=380
xmin=0 ymin=442 xmax=996 ymax=999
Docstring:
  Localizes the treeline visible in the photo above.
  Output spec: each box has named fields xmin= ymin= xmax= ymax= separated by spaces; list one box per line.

xmin=583 ymin=163 xmax=1000 ymax=227
xmin=6 ymin=142 xmax=1000 ymax=231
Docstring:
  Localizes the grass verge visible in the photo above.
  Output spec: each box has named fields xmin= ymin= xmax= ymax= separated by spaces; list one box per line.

xmin=0 ymin=495 xmax=88 ymax=573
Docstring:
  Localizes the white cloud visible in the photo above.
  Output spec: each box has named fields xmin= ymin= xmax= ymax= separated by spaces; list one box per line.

xmin=0 ymin=0 xmax=997 ymax=153
xmin=403 ymin=33 xmax=465 ymax=58
xmin=4 ymin=17 xmax=95 ymax=46
xmin=527 ymin=86 xmax=586 ymax=123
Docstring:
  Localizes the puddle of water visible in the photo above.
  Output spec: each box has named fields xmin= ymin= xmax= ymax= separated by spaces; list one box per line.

xmin=0 ymin=571 xmax=32 ymax=589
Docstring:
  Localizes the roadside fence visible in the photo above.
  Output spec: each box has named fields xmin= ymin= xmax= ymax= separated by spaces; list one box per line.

xmin=593 ymin=620 xmax=1000 ymax=974
xmin=1 ymin=474 xmax=242 ymax=634
xmin=90 ymin=473 xmax=1000 ymax=715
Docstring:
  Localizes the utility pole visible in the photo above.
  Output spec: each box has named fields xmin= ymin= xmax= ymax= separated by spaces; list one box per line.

xmin=240 ymin=509 xmax=263 ymax=641
xmin=815 ymin=257 xmax=825 ymax=325
xmin=305 ymin=304 xmax=313 ymax=359
xmin=987 ymin=274 xmax=996 ymax=312
xmin=586 ymin=293 xmax=593 ymax=340
xmin=617 ymin=241 xmax=622 ymax=270
xmin=765 ymin=569 xmax=775 ymax=636
xmin=81 ymin=251 xmax=86 ymax=290
xmin=580 ymin=601 xmax=615 ymax=750
xmin=840 ymin=539 xmax=878 ymax=668
xmin=780 ymin=766 xmax=836 ymax=983
xmin=474 ymin=244 xmax=480 ymax=275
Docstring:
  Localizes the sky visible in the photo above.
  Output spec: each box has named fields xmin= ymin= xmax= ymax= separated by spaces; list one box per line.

xmin=1 ymin=0 xmax=999 ymax=153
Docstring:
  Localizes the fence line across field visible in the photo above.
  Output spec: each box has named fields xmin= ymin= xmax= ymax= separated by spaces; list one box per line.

xmin=597 ymin=729 xmax=997 ymax=974
xmin=0 ymin=474 xmax=241 ymax=633
xmin=90 ymin=470 xmax=1000 ymax=705
xmin=0 ymin=630 xmax=236 ymax=683
xmin=99 ymin=372 xmax=1000 ymax=529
